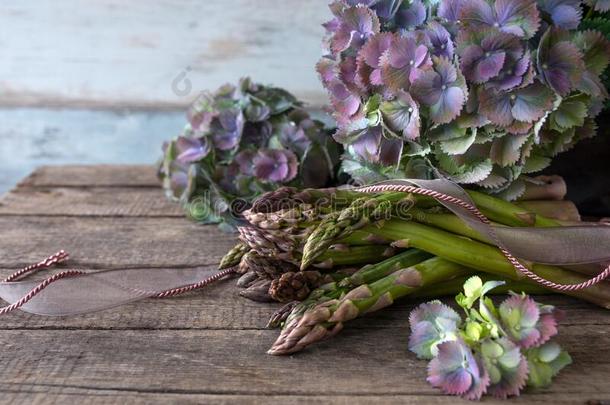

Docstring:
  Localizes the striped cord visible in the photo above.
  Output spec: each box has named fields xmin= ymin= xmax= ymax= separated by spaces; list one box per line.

xmin=0 ymin=251 xmax=236 ymax=314
xmin=356 ymin=183 xmax=610 ymax=291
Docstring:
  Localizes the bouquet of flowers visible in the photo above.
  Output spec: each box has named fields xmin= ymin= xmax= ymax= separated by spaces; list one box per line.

xmin=158 ymin=77 xmax=342 ymax=230
xmin=317 ymin=0 xmax=610 ymax=199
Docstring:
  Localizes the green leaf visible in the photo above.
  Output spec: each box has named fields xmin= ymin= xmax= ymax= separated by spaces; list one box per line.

xmin=439 ymin=128 xmax=477 ymax=155
xmin=449 ymin=159 xmax=493 ymax=184
xmin=522 ymin=155 xmax=552 ymax=174
xmin=550 ymin=100 xmax=587 ymax=130
xmin=492 ymin=178 xmax=526 ymax=201
xmin=254 ymin=87 xmax=297 ymax=114
xmin=490 ymin=134 xmax=530 ymax=167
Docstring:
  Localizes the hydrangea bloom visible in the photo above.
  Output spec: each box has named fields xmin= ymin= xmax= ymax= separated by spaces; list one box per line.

xmin=319 ymin=0 xmax=610 ymax=199
xmin=498 ymin=293 xmax=560 ymax=348
xmin=525 ymin=342 xmax=572 ymax=387
xmin=427 ymin=340 xmax=490 ymax=400
xmin=409 ymin=277 xmax=570 ymax=400
xmin=408 ymin=300 xmax=462 ymax=359
xmin=158 ymin=78 xmax=341 ymax=229
xmin=480 ymin=338 xmax=529 ymax=398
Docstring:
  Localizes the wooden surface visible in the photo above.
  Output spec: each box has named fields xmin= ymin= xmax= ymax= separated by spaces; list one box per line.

xmin=1 ymin=165 xmax=610 ymax=404
xmin=0 ymin=0 xmax=328 ymax=109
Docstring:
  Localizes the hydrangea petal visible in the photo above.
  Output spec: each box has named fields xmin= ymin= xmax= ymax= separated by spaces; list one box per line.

xmin=331 ymin=5 xmax=381 ymax=53
xmin=428 ymin=340 xmax=490 ymax=400
xmin=538 ymin=0 xmax=582 ymax=29
xmin=439 ymin=0 xmax=467 ymax=22
xmin=380 ymin=91 xmax=422 ymax=140
xmin=511 ymin=83 xmax=554 ymax=123
xmin=499 ymin=294 xmax=543 ymax=348
xmin=460 ymin=0 xmax=540 ymax=38
xmin=379 ymin=137 xmax=404 ymax=165
xmin=176 ymin=137 xmax=210 ymax=163
xmin=427 ymin=22 xmax=455 ymax=59
xmin=352 ymin=126 xmax=382 ymax=162
xmin=395 ymin=0 xmax=427 ymax=29
xmin=537 ymin=27 xmax=585 ymax=96
xmin=480 ymin=338 xmax=529 ymax=398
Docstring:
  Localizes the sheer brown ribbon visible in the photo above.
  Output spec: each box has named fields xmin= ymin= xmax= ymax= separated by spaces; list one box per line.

xmin=1 ymin=178 xmax=608 ymax=316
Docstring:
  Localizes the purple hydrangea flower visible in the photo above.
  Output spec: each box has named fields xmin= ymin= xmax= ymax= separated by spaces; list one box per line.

xmin=537 ymin=0 xmax=582 ymax=29
xmin=408 ymin=300 xmax=462 ymax=359
xmin=380 ymin=91 xmax=421 ymax=140
xmin=459 ymin=0 xmax=541 ymax=39
xmin=278 ymin=122 xmax=312 ymax=156
xmin=439 ymin=0 xmax=467 ymax=23
xmin=329 ymin=3 xmax=381 ymax=53
xmin=479 ymin=82 xmax=554 ymax=128
xmin=426 ymin=22 xmax=455 ymax=60
xmin=252 ymin=149 xmax=299 ymax=183
xmin=211 ymin=109 xmax=244 ymax=150
xmin=380 ymin=33 xmax=432 ymax=93
xmin=165 ymin=161 xmax=197 ymax=202
xmin=394 ymin=0 xmax=427 ymax=29
xmin=573 ymin=30 xmax=610 ymax=98
xmin=328 ymin=80 xmax=362 ymax=125
xmin=351 ymin=126 xmax=382 ymax=162
xmin=175 ymin=136 xmax=210 ymax=163
xmin=356 ymin=32 xmax=394 ymax=89
xmin=234 ymin=150 xmax=256 ymax=176
xmin=498 ymin=294 xmax=560 ymax=348
xmin=427 ymin=340 xmax=490 ymax=400
xmin=537 ymin=27 xmax=585 ymax=96
xmin=480 ymin=338 xmax=529 ymax=398
xmin=187 ymin=92 xmax=216 ymax=133
xmin=411 ymin=57 xmax=468 ymax=124
xmin=458 ymin=29 xmax=523 ymax=84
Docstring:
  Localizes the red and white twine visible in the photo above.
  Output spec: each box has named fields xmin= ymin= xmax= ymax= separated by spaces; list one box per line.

xmin=356 ymin=183 xmax=610 ymax=291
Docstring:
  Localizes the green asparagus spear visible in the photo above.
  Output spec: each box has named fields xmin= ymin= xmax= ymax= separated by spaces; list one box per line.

xmin=268 ymin=257 xmax=471 ymax=355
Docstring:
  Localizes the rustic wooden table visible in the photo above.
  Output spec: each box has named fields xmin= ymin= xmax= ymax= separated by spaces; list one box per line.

xmin=0 ymin=165 xmax=609 ymax=404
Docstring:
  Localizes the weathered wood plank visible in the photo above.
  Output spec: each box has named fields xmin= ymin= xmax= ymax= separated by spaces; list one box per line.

xmin=17 ymin=165 xmax=162 ymax=188
xmin=0 ymin=217 xmax=236 ymax=268
xmin=0 ymin=187 xmax=183 ymax=217
xmin=0 ymin=390 xmax=605 ymax=405
xmin=0 ymin=326 xmax=608 ymax=399
xmin=0 ymin=0 xmax=329 ymax=108
xmin=0 ymin=280 xmax=605 ymax=330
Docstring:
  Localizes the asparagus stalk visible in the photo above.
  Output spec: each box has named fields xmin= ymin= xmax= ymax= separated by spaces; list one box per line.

xmin=466 ymin=190 xmax=561 ymax=227
xmin=314 ymin=244 xmax=397 ymax=269
xmin=219 ymin=242 xmax=250 ymax=269
xmin=268 ymin=257 xmax=472 ymax=355
xmin=410 ymin=274 xmax=552 ymax=298
xmin=300 ymin=192 xmax=413 ymax=269
xmin=514 ymin=200 xmax=581 ymax=222
xmin=268 ymin=249 xmax=432 ymax=328
xmin=367 ymin=220 xmax=610 ymax=308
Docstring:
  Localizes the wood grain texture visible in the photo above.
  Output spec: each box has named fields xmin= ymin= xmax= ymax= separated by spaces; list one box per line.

xmin=0 ymin=327 xmax=608 ymax=399
xmin=0 ymin=0 xmax=329 ymax=109
xmin=0 ymin=216 xmax=236 ymax=268
xmin=0 ymin=164 xmax=609 ymax=403
xmin=0 ymin=187 xmax=183 ymax=217
xmin=18 ymin=165 xmax=162 ymax=188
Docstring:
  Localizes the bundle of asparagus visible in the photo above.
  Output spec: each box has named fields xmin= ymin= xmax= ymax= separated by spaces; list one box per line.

xmin=219 ymin=184 xmax=610 ymax=355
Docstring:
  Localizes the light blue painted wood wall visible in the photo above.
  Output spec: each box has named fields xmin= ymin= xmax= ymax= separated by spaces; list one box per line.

xmin=0 ymin=1 xmax=332 ymax=193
